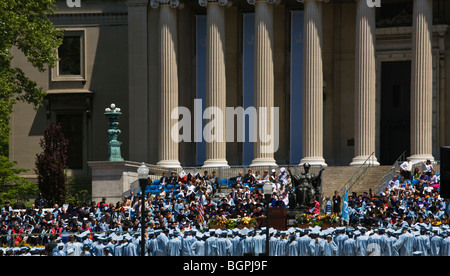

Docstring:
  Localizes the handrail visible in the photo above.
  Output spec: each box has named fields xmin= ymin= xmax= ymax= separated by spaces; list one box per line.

xmin=374 ymin=150 xmax=406 ymax=194
xmin=338 ymin=152 xmax=375 ymax=197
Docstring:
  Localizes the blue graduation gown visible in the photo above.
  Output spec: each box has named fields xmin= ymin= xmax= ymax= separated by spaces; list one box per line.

xmin=430 ymin=235 xmax=443 ymax=256
xmin=148 ymin=238 xmax=158 ymax=256
xmin=382 ymin=236 xmax=398 ymax=256
xmin=205 ymin=236 xmax=218 ymax=256
xmin=322 ymin=240 xmax=337 ymax=256
xmin=288 ymin=240 xmax=299 ymax=256
xmin=343 ymin=238 xmax=356 ymax=256
xmin=269 ymin=237 xmax=278 ymax=256
xmin=243 ymin=236 xmax=254 ymax=255
xmin=167 ymin=237 xmax=182 ymax=256
xmin=298 ymin=235 xmax=312 ymax=256
xmin=440 ymin=237 xmax=450 ymax=256
xmin=335 ymin=234 xmax=349 ymax=256
xmin=394 ymin=232 xmax=415 ymax=256
xmin=181 ymin=236 xmax=195 ymax=256
xmin=414 ymin=235 xmax=431 ymax=256
xmin=309 ymin=238 xmax=324 ymax=256
xmin=277 ymin=238 xmax=288 ymax=256
xmin=356 ymin=235 xmax=370 ymax=256
xmin=231 ymin=236 xmax=241 ymax=256
xmin=191 ymin=240 xmax=206 ymax=256
xmin=253 ymin=235 xmax=265 ymax=256
xmin=156 ymin=233 xmax=169 ymax=256
xmin=216 ymin=237 xmax=232 ymax=256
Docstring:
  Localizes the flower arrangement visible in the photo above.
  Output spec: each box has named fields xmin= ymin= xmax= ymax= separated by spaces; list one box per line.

xmin=295 ymin=213 xmax=340 ymax=228
xmin=294 ymin=213 xmax=315 ymax=225
xmin=317 ymin=214 xmax=340 ymax=225
xmin=207 ymin=215 xmax=257 ymax=229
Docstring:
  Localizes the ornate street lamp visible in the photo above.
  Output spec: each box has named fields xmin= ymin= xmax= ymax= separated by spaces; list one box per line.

xmin=137 ymin=162 xmax=149 ymax=256
xmin=104 ymin=103 xmax=124 ymax=161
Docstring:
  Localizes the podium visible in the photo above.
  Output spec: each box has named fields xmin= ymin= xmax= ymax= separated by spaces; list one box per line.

xmin=268 ymin=207 xmax=287 ymax=230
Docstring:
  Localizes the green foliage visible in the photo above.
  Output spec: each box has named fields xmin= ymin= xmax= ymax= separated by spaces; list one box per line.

xmin=0 ymin=155 xmax=38 ymax=206
xmin=0 ymin=0 xmax=63 ymax=140
xmin=35 ymin=121 xmax=69 ymax=206
xmin=0 ymin=0 xmax=62 ymax=207
xmin=65 ymin=176 xmax=91 ymax=206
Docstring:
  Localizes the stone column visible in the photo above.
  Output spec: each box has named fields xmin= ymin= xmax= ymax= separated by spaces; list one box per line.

xmin=199 ymin=0 xmax=229 ymax=168
xmin=151 ymin=0 xmax=181 ymax=168
xmin=249 ymin=0 xmax=277 ymax=167
xmin=350 ymin=0 xmax=379 ymax=166
xmin=299 ymin=0 xmax=326 ymax=167
xmin=127 ymin=0 xmax=149 ymax=162
xmin=410 ymin=0 xmax=434 ymax=162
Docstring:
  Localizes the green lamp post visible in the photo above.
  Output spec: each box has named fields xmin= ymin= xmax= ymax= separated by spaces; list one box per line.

xmin=105 ymin=103 xmax=124 ymax=161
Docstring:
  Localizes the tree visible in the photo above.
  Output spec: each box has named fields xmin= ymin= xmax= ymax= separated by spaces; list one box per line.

xmin=0 ymin=0 xmax=63 ymax=151
xmin=0 ymin=155 xmax=38 ymax=206
xmin=35 ymin=121 xmax=69 ymax=206
xmin=0 ymin=0 xmax=62 ymax=206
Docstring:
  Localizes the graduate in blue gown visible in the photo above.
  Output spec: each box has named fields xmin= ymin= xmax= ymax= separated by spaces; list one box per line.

xmin=287 ymin=234 xmax=299 ymax=256
xmin=342 ymin=232 xmax=356 ymax=256
xmin=231 ymin=229 xmax=241 ymax=256
xmin=205 ymin=229 xmax=219 ymax=256
xmin=414 ymin=229 xmax=431 ymax=256
xmin=334 ymin=228 xmax=349 ymax=256
xmin=430 ymin=227 xmax=443 ymax=256
xmin=191 ymin=233 xmax=206 ymax=256
xmin=167 ymin=230 xmax=183 ymax=256
xmin=156 ymin=229 xmax=170 ymax=256
xmin=181 ymin=230 xmax=195 ymax=256
xmin=393 ymin=227 xmax=415 ymax=256
xmin=269 ymin=230 xmax=279 ymax=256
xmin=216 ymin=230 xmax=232 ymax=256
xmin=355 ymin=228 xmax=369 ymax=256
xmin=381 ymin=229 xmax=398 ymax=256
xmin=298 ymin=230 xmax=311 ymax=256
xmin=253 ymin=230 xmax=265 ymax=256
xmin=440 ymin=231 xmax=450 ymax=256
xmin=148 ymin=232 xmax=158 ymax=256
xmin=322 ymin=234 xmax=338 ymax=256
xmin=277 ymin=232 xmax=288 ymax=256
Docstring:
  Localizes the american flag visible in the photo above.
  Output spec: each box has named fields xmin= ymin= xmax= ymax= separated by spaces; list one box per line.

xmin=197 ymin=191 xmax=205 ymax=229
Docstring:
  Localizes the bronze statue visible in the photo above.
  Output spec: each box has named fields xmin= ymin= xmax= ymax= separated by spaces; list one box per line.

xmin=288 ymin=163 xmax=324 ymax=210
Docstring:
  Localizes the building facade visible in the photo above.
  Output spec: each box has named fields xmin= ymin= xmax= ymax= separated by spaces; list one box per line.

xmin=9 ymin=0 xmax=450 ymax=181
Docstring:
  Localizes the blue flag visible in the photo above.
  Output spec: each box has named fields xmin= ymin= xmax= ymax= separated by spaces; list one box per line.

xmin=341 ymin=186 xmax=349 ymax=222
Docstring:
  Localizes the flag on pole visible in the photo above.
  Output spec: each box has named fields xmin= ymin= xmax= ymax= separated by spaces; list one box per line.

xmin=341 ymin=186 xmax=349 ymax=223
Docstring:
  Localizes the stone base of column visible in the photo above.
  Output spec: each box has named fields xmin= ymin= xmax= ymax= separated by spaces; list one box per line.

xmin=350 ymin=155 xmax=380 ymax=166
xmin=300 ymin=157 xmax=327 ymax=167
xmin=156 ymin=160 xmax=182 ymax=168
xmin=250 ymin=157 xmax=277 ymax=167
xmin=202 ymin=159 xmax=229 ymax=168
xmin=410 ymin=154 xmax=434 ymax=163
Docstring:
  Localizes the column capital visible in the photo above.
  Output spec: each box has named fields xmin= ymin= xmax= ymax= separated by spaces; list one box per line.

xmin=199 ymin=0 xmax=229 ymax=7
xmin=150 ymin=0 xmax=179 ymax=9
xmin=247 ymin=0 xmax=279 ymax=6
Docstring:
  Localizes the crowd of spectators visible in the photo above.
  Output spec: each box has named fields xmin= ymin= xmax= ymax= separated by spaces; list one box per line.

xmin=1 ymin=160 xmax=449 ymax=256
xmin=0 ymin=168 xmax=293 ymax=252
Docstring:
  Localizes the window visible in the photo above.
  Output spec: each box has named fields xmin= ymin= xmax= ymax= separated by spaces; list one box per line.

xmin=52 ymin=29 xmax=85 ymax=81
xmin=59 ymin=36 xmax=81 ymax=75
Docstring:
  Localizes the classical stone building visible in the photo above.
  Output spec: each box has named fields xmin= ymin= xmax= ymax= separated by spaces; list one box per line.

xmin=9 ymin=0 xmax=450 ymax=184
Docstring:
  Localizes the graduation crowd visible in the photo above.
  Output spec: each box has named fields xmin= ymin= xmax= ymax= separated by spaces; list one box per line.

xmin=1 ymin=161 xmax=450 ymax=256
